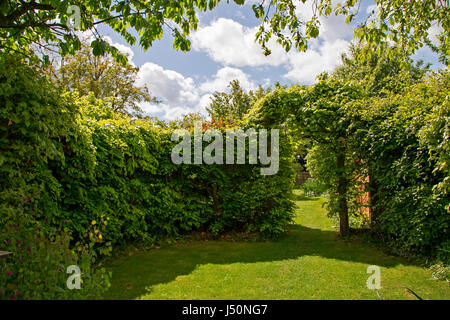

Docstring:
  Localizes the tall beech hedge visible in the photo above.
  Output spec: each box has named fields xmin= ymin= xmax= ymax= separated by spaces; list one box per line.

xmin=0 ymin=55 xmax=295 ymax=254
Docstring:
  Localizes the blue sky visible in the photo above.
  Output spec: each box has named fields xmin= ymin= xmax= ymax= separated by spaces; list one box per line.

xmin=96 ymin=0 xmax=444 ymax=120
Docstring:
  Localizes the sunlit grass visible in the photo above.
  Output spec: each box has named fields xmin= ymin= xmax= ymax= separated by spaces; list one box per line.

xmin=103 ymin=190 xmax=449 ymax=300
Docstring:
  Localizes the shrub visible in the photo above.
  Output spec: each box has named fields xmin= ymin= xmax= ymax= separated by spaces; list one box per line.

xmin=0 ymin=215 xmax=110 ymax=300
xmin=0 ymin=54 xmax=296 ymax=251
xmin=353 ymin=71 xmax=450 ymax=260
xmin=300 ymin=178 xmax=328 ymax=197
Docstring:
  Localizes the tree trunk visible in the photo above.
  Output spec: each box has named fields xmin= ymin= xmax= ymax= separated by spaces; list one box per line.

xmin=336 ymin=140 xmax=349 ymax=237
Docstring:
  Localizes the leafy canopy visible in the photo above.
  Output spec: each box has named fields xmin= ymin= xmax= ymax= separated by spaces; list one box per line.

xmin=333 ymin=42 xmax=430 ymax=96
xmin=207 ymin=80 xmax=270 ymax=121
xmin=253 ymin=0 xmax=449 ymax=60
xmin=0 ymin=0 xmax=245 ymax=62
xmin=46 ymin=42 xmax=159 ymax=116
xmin=0 ymin=1 xmax=447 ymax=62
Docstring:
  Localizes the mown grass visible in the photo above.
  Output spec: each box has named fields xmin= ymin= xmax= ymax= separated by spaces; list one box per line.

xmin=103 ymin=190 xmax=449 ymax=300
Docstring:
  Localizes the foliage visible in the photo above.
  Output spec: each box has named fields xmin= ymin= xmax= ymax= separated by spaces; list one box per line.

xmin=0 ymin=53 xmax=93 ymax=228
xmin=253 ymin=0 xmax=449 ymax=61
xmin=1 ymin=54 xmax=295 ymax=251
xmin=354 ymin=0 xmax=449 ymax=59
xmin=1 ymin=0 xmax=447 ymax=69
xmin=300 ymin=178 xmax=327 ymax=197
xmin=69 ymin=117 xmax=295 ymax=241
xmin=0 ymin=54 xmax=110 ymax=299
xmin=46 ymin=43 xmax=159 ymax=116
xmin=418 ymin=90 xmax=450 ymax=197
xmin=349 ymin=70 xmax=450 ymax=260
xmin=427 ymin=32 xmax=450 ymax=66
xmin=0 ymin=54 xmax=297 ymax=299
xmin=247 ymin=65 xmax=449 ymax=259
xmin=0 ymin=215 xmax=111 ymax=300
xmin=333 ymin=42 xmax=430 ymax=96
xmin=291 ymin=161 xmax=304 ymax=182
xmin=207 ymin=80 xmax=270 ymax=121
xmin=248 ymin=80 xmax=365 ymax=236
xmin=177 ymin=112 xmax=206 ymax=128
xmin=0 ymin=0 xmax=245 ymax=61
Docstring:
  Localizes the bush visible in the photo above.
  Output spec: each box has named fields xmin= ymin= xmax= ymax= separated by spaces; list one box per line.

xmin=0 ymin=54 xmax=296 ymax=250
xmin=0 ymin=54 xmax=296 ymax=299
xmin=0 ymin=215 xmax=110 ymax=300
xmin=353 ymin=71 xmax=450 ymax=260
xmin=300 ymin=178 xmax=328 ymax=196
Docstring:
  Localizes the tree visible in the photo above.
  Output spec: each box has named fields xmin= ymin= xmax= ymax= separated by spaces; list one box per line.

xmin=332 ymin=43 xmax=431 ymax=224
xmin=250 ymin=81 xmax=364 ymax=236
xmin=207 ymin=80 xmax=270 ymax=121
xmin=0 ymin=0 xmax=245 ymax=62
xmin=426 ymin=32 xmax=450 ymax=66
xmin=178 ymin=112 xmax=206 ymax=128
xmin=333 ymin=42 xmax=430 ymax=96
xmin=296 ymin=81 xmax=364 ymax=236
xmin=253 ymin=0 xmax=449 ymax=60
xmin=343 ymin=71 xmax=450 ymax=258
xmin=46 ymin=43 xmax=159 ymax=116
xmin=1 ymin=1 xmax=446 ymax=64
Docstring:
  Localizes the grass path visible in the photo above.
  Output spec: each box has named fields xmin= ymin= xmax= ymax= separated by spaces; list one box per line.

xmin=103 ymin=190 xmax=449 ymax=300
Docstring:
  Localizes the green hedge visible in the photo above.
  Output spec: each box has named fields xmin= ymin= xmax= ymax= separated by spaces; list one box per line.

xmin=353 ymin=71 xmax=450 ymax=261
xmin=64 ymin=113 xmax=295 ymax=244
xmin=0 ymin=54 xmax=295 ymax=298
xmin=0 ymin=54 xmax=112 ymax=299
xmin=245 ymin=75 xmax=449 ymax=261
xmin=1 ymin=54 xmax=295 ymax=250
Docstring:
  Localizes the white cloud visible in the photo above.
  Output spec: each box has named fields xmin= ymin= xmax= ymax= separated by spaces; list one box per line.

xmin=136 ymin=63 xmax=202 ymax=120
xmin=428 ymin=22 xmax=444 ymax=47
xmin=191 ymin=18 xmax=288 ymax=67
xmin=140 ymin=102 xmax=205 ymax=121
xmin=285 ymin=39 xmax=349 ymax=84
xmin=137 ymin=62 xmax=200 ymax=106
xmin=316 ymin=14 xmax=354 ymax=44
xmin=134 ymin=3 xmax=362 ymax=120
xmin=136 ymin=63 xmax=256 ymax=120
xmin=191 ymin=11 xmax=353 ymax=85
xmin=200 ymin=67 xmax=256 ymax=92
xmin=198 ymin=94 xmax=213 ymax=110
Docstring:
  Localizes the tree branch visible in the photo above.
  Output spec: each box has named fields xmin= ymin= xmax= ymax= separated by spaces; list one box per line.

xmin=1 ymin=0 xmax=55 ymax=28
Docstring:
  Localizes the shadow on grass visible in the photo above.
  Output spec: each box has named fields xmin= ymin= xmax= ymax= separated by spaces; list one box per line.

xmin=103 ymin=224 xmax=408 ymax=300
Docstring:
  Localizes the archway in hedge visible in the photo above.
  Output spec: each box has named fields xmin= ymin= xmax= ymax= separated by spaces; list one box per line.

xmin=248 ymin=80 xmax=366 ymax=236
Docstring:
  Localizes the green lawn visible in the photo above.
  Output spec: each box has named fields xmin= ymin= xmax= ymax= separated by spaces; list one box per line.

xmin=103 ymin=190 xmax=449 ymax=300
